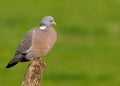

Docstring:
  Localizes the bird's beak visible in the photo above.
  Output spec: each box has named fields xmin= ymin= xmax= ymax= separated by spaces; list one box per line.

xmin=53 ymin=21 xmax=56 ymax=25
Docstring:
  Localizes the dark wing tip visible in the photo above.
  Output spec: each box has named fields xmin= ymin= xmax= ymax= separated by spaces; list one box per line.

xmin=6 ymin=54 xmax=23 ymax=68
xmin=6 ymin=62 xmax=18 ymax=68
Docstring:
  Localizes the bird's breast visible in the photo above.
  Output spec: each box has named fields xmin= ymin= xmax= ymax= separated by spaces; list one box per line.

xmin=32 ymin=27 xmax=57 ymax=58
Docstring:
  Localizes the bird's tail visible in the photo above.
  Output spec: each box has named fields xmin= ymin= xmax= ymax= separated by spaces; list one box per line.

xmin=6 ymin=60 xmax=18 ymax=68
xmin=6 ymin=54 xmax=23 ymax=68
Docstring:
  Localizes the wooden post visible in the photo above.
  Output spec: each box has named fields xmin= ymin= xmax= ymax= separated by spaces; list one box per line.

xmin=22 ymin=61 xmax=47 ymax=86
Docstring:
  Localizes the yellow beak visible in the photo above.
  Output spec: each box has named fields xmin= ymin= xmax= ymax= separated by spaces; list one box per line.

xmin=53 ymin=21 xmax=56 ymax=25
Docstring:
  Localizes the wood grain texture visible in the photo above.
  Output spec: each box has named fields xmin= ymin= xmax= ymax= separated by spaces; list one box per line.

xmin=22 ymin=61 xmax=47 ymax=86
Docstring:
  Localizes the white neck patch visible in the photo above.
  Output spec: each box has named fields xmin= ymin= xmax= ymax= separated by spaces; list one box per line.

xmin=39 ymin=26 xmax=47 ymax=30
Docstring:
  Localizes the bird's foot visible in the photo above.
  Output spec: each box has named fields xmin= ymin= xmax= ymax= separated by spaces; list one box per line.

xmin=31 ymin=58 xmax=38 ymax=65
xmin=39 ymin=61 xmax=47 ymax=68
xmin=31 ymin=58 xmax=47 ymax=68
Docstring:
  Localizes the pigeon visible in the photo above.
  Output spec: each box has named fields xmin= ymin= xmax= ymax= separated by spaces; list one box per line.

xmin=6 ymin=16 xmax=57 ymax=68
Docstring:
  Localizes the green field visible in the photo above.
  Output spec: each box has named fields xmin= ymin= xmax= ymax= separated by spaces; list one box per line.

xmin=0 ymin=0 xmax=120 ymax=86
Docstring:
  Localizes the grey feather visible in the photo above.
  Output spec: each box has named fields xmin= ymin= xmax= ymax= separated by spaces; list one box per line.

xmin=40 ymin=16 xmax=55 ymax=26
xmin=6 ymin=29 xmax=34 ymax=68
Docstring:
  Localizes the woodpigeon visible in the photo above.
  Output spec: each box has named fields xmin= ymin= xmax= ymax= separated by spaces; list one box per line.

xmin=6 ymin=16 xmax=57 ymax=68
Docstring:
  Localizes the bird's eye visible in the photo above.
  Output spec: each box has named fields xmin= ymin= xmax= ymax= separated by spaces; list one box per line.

xmin=49 ymin=19 xmax=53 ymax=22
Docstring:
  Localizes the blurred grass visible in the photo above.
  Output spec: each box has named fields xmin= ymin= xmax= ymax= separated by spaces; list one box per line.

xmin=0 ymin=0 xmax=120 ymax=86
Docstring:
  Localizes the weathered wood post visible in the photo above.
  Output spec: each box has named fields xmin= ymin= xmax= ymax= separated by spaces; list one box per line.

xmin=22 ymin=61 xmax=47 ymax=86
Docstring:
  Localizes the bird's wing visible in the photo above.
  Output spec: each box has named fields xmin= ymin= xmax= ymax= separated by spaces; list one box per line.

xmin=15 ymin=29 xmax=34 ymax=56
xmin=6 ymin=28 xmax=35 ymax=68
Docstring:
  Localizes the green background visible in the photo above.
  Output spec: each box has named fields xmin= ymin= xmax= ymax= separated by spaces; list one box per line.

xmin=0 ymin=0 xmax=120 ymax=86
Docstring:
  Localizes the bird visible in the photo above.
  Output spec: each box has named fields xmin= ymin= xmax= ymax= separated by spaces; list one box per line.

xmin=6 ymin=16 xmax=57 ymax=68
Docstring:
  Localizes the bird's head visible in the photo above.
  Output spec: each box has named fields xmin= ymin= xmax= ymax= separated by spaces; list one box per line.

xmin=40 ymin=16 xmax=56 ymax=27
